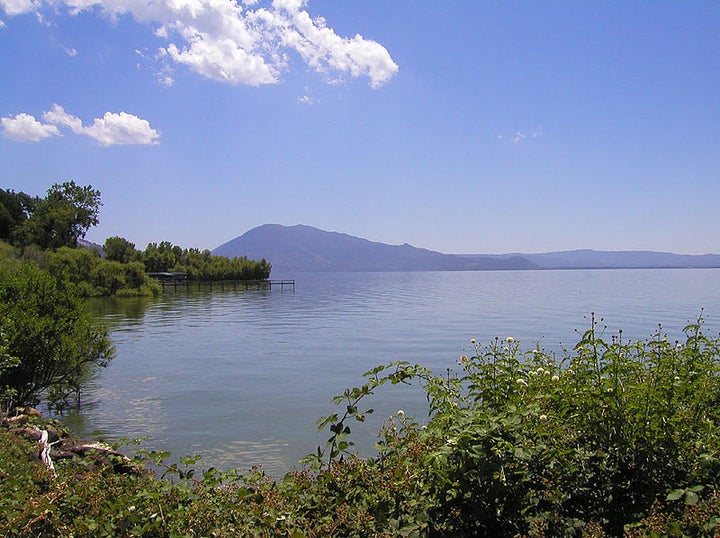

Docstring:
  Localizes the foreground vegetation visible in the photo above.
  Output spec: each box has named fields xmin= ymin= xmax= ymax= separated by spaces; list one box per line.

xmin=2 ymin=317 xmax=720 ymax=536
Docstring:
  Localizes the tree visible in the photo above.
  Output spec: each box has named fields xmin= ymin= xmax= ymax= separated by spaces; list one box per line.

xmin=16 ymin=181 xmax=102 ymax=250
xmin=0 ymin=263 xmax=114 ymax=407
xmin=104 ymin=236 xmax=137 ymax=263
xmin=90 ymin=260 xmax=127 ymax=296
xmin=0 ymin=188 xmax=36 ymax=242
xmin=48 ymin=246 xmax=100 ymax=284
xmin=142 ymin=241 xmax=179 ymax=272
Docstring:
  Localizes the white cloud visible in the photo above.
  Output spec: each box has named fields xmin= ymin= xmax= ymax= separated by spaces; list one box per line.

xmin=273 ymin=1 xmax=398 ymax=88
xmin=1 ymin=112 xmax=60 ymax=141
xmin=165 ymin=31 xmax=279 ymax=85
xmin=2 ymin=104 xmax=160 ymax=145
xmin=1 ymin=0 xmax=398 ymax=88
xmin=498 ymin=127 xmax=545 ymax=144
xmin=0 ymin=0 xmax=39 ymax=16
xmin=83 ymin=111 xmax=160 ymax=145
xmin=43 ymin=103 xmax=84 ymax=133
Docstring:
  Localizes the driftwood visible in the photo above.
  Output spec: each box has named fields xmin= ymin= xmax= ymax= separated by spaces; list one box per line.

xmin=3 ymin=408 xmax=137 ymax=477
xmin=38 ymin=429 xmax=57 ymax=478
xmin=51 ymin=440 xmax=136 ymax=474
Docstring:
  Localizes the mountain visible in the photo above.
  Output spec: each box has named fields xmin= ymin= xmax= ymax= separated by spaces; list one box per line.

xmin=463 ymin=250 xmax=720 ymax=269
xmin=212 ymin=224 xmax=538 ymax=273
xmin=214 ymin=225 xmax=720 ymax=273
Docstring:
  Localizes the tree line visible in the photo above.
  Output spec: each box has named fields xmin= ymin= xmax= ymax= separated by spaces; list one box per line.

xmin=1 ymin=182 xmax=271 ymax=297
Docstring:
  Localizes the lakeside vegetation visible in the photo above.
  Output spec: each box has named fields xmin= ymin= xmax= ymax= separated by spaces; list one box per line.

xmin=2 ymin=181 xmax=720 ymax=535
xmin=2 ymin=317 xmax=720 ymax=536
xmin=1 ymin=183 xmax=271 ymax=298
xmin=0 ymin=181 xmax=271 ymax=409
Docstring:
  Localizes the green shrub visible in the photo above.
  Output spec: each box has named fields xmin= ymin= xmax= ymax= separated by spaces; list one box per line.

xmin=0 ymin=264 xmax=114 ymax=408
xmin=1 ymin=316 xmax=719 ymax=537
xmin=312 ymin=314 xmax=720 ymax=535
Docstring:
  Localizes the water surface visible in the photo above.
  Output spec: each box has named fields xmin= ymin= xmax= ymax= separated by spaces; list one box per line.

xmin=67 ymin=269 xmax=720 ymax=476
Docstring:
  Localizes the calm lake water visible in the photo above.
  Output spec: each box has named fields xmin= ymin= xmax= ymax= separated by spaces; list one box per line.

xmin=65 ymin=269 xmax=720 ymax=477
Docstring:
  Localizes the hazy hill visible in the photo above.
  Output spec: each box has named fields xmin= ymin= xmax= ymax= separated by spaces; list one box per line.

xmin=213 ymin=224 xmax=720 ymax=273
xmin=212 ymin=224 xmax=537 ymax=273
xmin=465 ymin=250 xmax=720 ymax=269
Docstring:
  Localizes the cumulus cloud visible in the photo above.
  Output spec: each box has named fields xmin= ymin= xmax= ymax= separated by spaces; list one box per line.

xmin=1 ymin=112 xmax=60 ymax=141
xmin=83 ymin=111 xmax=160 ymax=145
xmin=2 ymin=104 xmax=160 ymax=145
xmin=1 ymin=0 xmax=398 ymax=88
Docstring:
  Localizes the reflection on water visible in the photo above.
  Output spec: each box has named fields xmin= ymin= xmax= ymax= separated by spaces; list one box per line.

xmin=197 ymin=439 xmax=293 ymax=474
xmin=67 ymin=269 xmax=720 ymax=477
xmin=86 ymin=295 xmax=154 ymax=328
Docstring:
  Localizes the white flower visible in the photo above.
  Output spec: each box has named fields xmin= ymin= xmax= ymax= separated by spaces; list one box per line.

xmin=470 ymin=338 xmax=476 ymax=344
xmin=539 ymin=414 xmax=548 ymax=421
xmin=536 ymin=367 xmax=545 ymax=375
xmin=552 ymin=375 xmax=560 ymax=382
xmin=397 ymin=409 xmax=405 ymax=418
xmin=506 ymin=336 xmax=515 ymax=343
xmin=516 ymin=378 xmax=528 ymax=386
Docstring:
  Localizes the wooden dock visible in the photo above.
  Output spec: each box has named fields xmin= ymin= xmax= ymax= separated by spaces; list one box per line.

xmin=159 ymin=279 xmax=295 ymax=292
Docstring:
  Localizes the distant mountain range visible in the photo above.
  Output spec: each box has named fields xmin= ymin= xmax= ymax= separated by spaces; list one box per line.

xmin=463 ymin=250 xmax=720 ymax=270
xmin=212 ymin=224 xmax=720 ymax=273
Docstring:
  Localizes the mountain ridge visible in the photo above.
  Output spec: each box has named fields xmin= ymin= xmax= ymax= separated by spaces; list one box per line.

xmin=212 ymin=224 xmax=720 ymax=273
xmin=212 ymin=224 xmax=537 ymax=272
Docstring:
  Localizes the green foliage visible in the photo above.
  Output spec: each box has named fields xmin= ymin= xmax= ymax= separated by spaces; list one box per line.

xmin=0 ymin=240 xmax=22 ymax=271
xmin=103 ymin=236 xmax=138 ymax=264
xmin=309 ymin=315 xmax=720 ymax=536
xmin=46 ymin=248 xmax=161 ymax=297
xmin=14 ymin=181 xmax=102 ymax=250
xmin=142 ymin=240 xmax=271 ymax=281
xmin=0 ymin=188 xmax=36 ymax=242
xmin=2 ymin=317 xmax=719 ymax=537
xmin=0 ymin=328 xmax=21 ymax=412
xmin=0 ymin=263 xmax=114 ymax=408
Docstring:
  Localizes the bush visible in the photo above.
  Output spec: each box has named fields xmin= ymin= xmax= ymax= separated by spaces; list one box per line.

xmin=1 ymin=316 xmax=719 ymax=537
xmin=312 ymin=315 xmax=720 ymax=535
xmin=0 ymin=264 xmax=114 ymax=408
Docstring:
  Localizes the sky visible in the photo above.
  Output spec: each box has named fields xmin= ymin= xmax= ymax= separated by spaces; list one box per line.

xmin=1 ymin=1 xmax=719 ymax=255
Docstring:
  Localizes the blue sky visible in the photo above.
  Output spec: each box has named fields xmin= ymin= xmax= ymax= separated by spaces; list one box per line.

xmin=1 ymin=1 xmax=718 ymax=255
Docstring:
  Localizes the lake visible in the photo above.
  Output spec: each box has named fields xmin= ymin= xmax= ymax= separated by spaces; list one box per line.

xmin=64 ymin=268 xmax=720 ymax=477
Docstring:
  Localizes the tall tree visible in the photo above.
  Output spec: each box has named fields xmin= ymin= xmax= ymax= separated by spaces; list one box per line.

xmin=103 ymin=236 xmax=137 ymax=263
xmin=16 ymin=181 xmax=102 ymax=250
xmin=0 ymin=188 xmax=36 ymax=242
